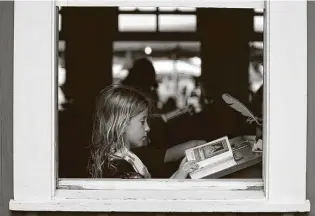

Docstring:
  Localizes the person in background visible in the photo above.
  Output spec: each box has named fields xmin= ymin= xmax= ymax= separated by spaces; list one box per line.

xmin=122 ymin=57 xmax=160 ymax=112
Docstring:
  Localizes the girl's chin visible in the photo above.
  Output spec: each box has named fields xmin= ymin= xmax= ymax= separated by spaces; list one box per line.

xmin=141 ymin=139 xmax=148 ymax=147
xmin=140 ymin=138 xmax=148 ymax=147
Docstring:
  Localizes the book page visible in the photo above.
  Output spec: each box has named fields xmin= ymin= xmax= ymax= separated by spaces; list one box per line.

xmin=186 ymin=136 xmax=234 ymax=168
xmin=193 ymin=138 xmax=229 ymax=162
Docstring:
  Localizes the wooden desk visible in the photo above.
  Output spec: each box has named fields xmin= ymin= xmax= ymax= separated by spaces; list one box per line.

xmin=204 ymin=136 xmax=262 ymax=179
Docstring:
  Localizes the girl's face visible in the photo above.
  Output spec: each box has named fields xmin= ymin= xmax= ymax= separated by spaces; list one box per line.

xmin=125 ymin=109 xmax=150 ymax=149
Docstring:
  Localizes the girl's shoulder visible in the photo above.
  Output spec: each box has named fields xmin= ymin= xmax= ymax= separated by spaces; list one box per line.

xmin=103 ymin=158 xmax=144 ymax=179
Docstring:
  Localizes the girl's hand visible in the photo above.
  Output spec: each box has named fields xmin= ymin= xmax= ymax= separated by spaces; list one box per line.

xmin=172 ymin=157 xmax=199 ymax=179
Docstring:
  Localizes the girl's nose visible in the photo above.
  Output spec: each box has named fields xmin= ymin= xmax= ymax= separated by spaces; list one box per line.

xmin=144 ymin=122 xmax=150 ymax=133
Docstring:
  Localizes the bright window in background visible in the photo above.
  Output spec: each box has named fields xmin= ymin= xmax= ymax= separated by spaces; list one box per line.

xmin=254 ymin=15 xmax=264 ymax=32
xmin=59 ymin=13 xmax=62 ymax=31
xmin=118 ymin=7 xmax=197 ymax=32
xmin=119 ymin=15 xmax=157 ymax=31
xmin=159 ymin=15 xmax=196 ymax=31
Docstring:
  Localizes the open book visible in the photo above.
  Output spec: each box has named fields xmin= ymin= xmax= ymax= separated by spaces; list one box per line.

xmin=185 ymin=136 xmax=237 ymax=179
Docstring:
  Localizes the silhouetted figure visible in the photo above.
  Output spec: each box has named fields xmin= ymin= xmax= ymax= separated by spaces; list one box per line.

xmin=122 ymin=58 xmax=159 ymax=111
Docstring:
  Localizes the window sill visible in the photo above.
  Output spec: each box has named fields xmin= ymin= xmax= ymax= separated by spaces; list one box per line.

xmin=9 ymin=194 xmax=310 ymax=212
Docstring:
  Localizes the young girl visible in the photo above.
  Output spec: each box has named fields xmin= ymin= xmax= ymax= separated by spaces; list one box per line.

xmin=88 ymin=85 xmax=199 ymax=179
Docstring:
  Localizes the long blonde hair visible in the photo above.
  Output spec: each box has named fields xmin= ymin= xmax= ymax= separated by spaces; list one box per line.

xmin=88 ymin=85 xmax=151 ymax=178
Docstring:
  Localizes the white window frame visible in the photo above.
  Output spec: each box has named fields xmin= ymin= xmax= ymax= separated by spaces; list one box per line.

xmin=9 ymin=0 xmax=310 ymax=213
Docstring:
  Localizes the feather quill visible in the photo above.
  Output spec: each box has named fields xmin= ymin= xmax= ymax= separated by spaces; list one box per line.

xmin=222 ymin=93 xmax=262 ymax=126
